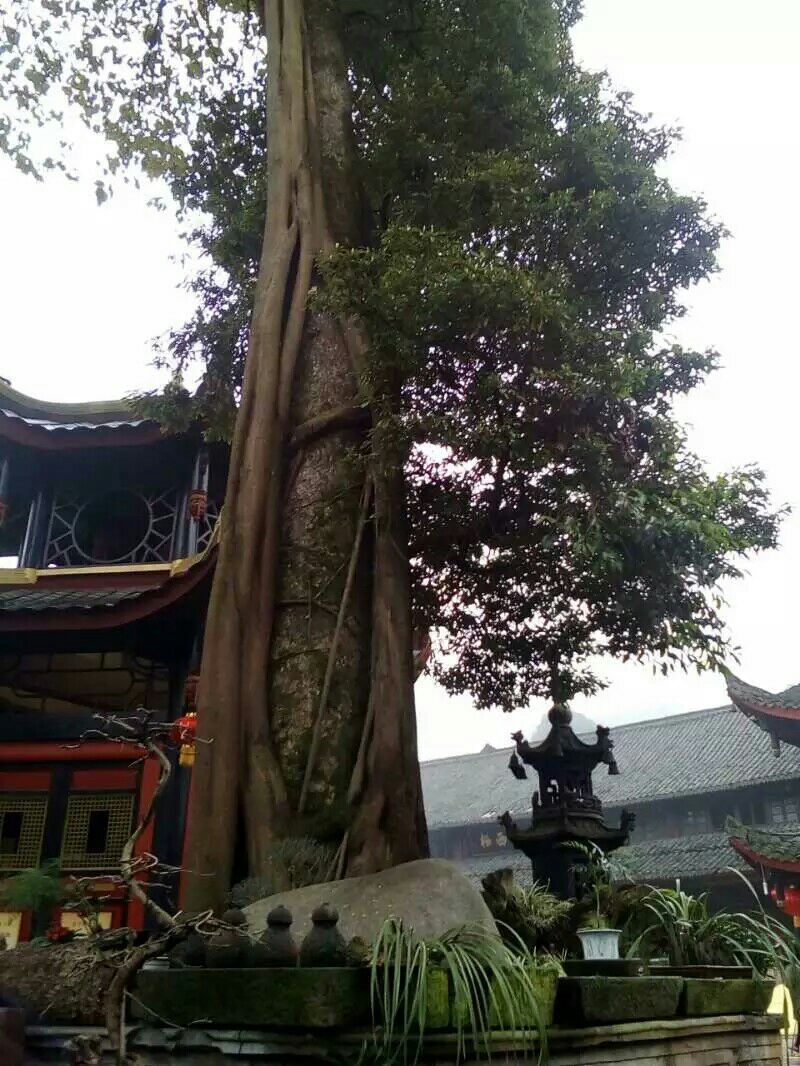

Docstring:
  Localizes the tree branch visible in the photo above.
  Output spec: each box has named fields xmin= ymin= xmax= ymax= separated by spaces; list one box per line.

xmin=287 ymin=404 xmax=371 ymax=454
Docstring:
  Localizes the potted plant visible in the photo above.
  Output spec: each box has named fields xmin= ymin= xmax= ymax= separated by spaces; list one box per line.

xmin=566 ymin=842 xmax=626 ymax=961
xmin=626 ymin=886 xmax=755 ymax=976
xmin=623 ymin=881 xmax=792 ymax=1016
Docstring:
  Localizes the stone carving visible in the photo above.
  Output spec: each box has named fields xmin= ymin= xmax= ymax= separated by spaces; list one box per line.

xmin=299 ymin=904 xmax=348 ymax=968
xmin=251 ymin=905 xmax=299 ymax=968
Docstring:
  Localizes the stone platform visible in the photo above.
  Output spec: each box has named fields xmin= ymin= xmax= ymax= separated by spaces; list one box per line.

xmin=25 ymin=1014 xmax=784 ymax=1064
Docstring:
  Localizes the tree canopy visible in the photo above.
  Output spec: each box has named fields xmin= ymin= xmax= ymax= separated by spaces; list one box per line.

xmin=0 ymin=0 xmax=782 ymax=707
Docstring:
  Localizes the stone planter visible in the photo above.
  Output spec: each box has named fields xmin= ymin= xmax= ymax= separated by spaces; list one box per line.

xmin=681 ymin=978 xmax=774 ymax=1017
xmin=133 ymin=965 xmax=452 ymax=1032
xmin=486 ymin=965 xmax=560 ymax=1029
xmin=576 ymin=927 xmax=621 ymax=960
xmin=651 ymin=964 xmax=752 ymax=980
xmin=133 ymin=967 xmax=373 ymax=1029
xmin=563 ymin=958 xmax=644 ymax=977
xmin=554 ymin=976 xmax=683 ymax=1026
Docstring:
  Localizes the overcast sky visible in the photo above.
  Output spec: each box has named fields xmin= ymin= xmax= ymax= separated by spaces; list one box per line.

xmin=1 ymin=0 xmax=798 ymax=759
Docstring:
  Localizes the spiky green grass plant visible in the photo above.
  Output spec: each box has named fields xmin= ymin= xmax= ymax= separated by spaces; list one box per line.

xmin=369 ymin=918 xmax=555 ymax=1065
xmin=626 ymin=875 xmax=800 ymax=976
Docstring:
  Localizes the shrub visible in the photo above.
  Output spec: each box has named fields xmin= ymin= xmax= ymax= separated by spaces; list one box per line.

xmin=482 ymin=869 xmax=572 ymax=952
xmin=228 ymin=837 xmax=336 ymax=907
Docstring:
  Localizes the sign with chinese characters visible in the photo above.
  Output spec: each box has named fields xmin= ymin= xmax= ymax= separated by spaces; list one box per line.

xmin=480 ymin=830 xmax=509 ymax=849
xmin=0 ymin=910 xmax=22 ymax=948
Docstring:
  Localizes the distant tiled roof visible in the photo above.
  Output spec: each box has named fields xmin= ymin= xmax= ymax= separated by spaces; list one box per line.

xmin=616 ymin=832 xmax=749 ymax=882
xmin=0 ymin=587 xmax=149 ymax=612
xmin=450 ymin=832 xmax=748 ymax=890
xmin=421 ymin=705 xmax=800 ymax=830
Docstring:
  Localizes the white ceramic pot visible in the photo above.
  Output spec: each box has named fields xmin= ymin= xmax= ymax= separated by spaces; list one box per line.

xmin=577 ymin=927 xmax=622 ymax=961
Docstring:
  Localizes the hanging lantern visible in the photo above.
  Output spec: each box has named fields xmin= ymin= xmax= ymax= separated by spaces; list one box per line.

xmin=171 ymin=711 xmax=197 ymax=767
xmin=188 ymin=449 xmax=210 ymax=522
xmin=188 ymin=488 xmax=208 ymax=521
xmin=783 ymin=885 xmax=800 ymax=917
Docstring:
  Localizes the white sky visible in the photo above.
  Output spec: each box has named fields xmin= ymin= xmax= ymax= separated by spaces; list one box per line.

xmin=1 ymin=0 xmax=798 ymax=759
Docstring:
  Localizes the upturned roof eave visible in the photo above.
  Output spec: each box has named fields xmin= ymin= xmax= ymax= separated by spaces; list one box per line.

xmin=729 ymin=836 xmax=800 ymax=875
xmin=0 ymin=380 xmax=136 ymax=424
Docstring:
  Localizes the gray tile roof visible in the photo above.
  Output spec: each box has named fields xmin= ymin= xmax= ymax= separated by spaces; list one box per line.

xmin=449 ymin=832 xmax=748 ymax=890
xmin=0 ymin=381 xmax=147 ymax=430
xmin=616 ymin=832 xmax=749 ymax=882
xmin=421 ymin=705 xmax=800 ymax=830
xmin=0 ymin=587 xmax=150 ymax=612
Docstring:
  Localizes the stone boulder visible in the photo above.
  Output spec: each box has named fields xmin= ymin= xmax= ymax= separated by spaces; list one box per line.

xmin=244 ymin=858 xmax=497 ymax=943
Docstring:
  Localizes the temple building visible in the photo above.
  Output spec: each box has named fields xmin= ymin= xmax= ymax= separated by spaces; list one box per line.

xmin=726 ymin=671 xmax=800 ymax=926
xmin=2 ymin=380 xmax=798 ymax=941
xmin=0 ymin=382 xmax=226 ymax=944
xmin=422 ymin=702 xmax=800 ymax=911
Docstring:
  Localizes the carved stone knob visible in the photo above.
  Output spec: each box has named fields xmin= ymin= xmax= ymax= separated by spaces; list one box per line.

xmin=251 ymin=904 xmax=299 ymax=967
xmin=299 ymin=903 xmax=348 ymax=967
xmin=205 ymin=909 xmax=248 ymax=968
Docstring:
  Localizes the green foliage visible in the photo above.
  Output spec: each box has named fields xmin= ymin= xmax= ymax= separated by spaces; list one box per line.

xmin=370 ymin=917 xmax=554 ymax=1063
xmin=0 ymin=862 xmax=66 ymax=915
xmin=0 ymin=0 xmax=783 ymax=703
xmin=481 ymin=868 xmax=572 ymax=952
xmin=624 ymin=882 xmax=800 ymax=977
xmin=562 ymin=841 xmax=629 ymax=927
xmin=228 ymin=837 xmax=336 ymax=906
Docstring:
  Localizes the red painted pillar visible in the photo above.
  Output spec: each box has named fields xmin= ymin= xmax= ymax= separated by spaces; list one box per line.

xmin=126 ymin=754 xmax=161 ymax=930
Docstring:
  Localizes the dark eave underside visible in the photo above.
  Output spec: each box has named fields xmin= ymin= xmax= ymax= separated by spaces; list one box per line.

xmin=0 ymin=555 xmax=214 ymax=632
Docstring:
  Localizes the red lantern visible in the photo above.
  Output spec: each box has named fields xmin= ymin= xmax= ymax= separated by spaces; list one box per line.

xmin=188 ymin=489 xmax=208 ymax=521
xmin=171 ymin=711 xmax=197 ymax=767
xmin=783 ymin=885 xmax=800 ymax=917
xmin=770 ymin=887 xmax=778 ymax=901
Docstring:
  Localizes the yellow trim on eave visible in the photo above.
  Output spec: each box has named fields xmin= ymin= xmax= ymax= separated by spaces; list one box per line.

xmin=0 ymin=568 xmax=37 ymax=586
xmin=0 ymin=553 xmax=212 ymax=588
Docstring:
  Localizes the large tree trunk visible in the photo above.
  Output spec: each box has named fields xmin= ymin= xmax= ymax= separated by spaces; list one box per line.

xmin=184 ymin=0 xmax=428 ymax=914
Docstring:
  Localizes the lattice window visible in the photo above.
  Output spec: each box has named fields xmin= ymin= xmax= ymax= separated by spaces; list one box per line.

xmin=60 ymin=792 xmax=135 ymax=871
xmin=44 ymin=488 xmax=179 ymax=568
xmin=0 ymin=794 xmax=48 ymax=870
